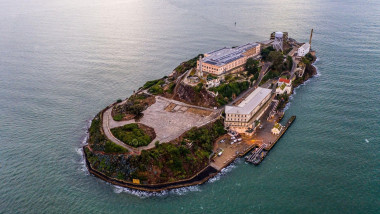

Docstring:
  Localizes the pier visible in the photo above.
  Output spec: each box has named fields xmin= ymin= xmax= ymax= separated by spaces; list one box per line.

xmin=246 ymin=116 xmax=296 ymax=165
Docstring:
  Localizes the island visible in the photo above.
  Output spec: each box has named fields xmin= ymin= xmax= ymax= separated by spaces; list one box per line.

xmin=83 ymin=31 xmax=317 ymax=192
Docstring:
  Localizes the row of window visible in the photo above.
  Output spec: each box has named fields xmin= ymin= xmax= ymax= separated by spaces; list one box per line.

xmin=227 ymin=114 xmax=248 ymax=117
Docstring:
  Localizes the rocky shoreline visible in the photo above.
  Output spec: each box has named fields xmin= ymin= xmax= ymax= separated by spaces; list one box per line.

xmin=83 ymin=145 xmax=219 ymax=192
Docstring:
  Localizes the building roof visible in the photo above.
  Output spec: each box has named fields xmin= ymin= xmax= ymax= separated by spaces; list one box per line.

xmin=202 ymin=43 xmax=259 ymax=67
xmin=278 ymin=78 xmax=290 ymax=84
xmin=225 ymin=87 xmax=272 ymax=115
xmin=259 ymin=40 xmax=274 ymax=45
xmin=299 ymin=43 xmax=310 ymax=50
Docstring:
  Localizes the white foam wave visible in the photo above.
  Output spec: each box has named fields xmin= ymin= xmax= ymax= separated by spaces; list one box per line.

xmin=77 ymin=118 xmax=92 ymax=174
xmin=208 ymin=159 xmax=240 ymax=183
xmin=112 ymin=184 xmax=201 ymax=198
xmin=111 ymin=159 xmax=243 ymax=197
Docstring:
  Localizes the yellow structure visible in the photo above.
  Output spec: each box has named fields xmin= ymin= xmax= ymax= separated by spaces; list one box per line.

xmin=132 ymin=179 xmax=140 ymax=184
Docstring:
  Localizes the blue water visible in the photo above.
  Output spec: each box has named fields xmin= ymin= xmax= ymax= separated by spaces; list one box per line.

xmin=0 ymin=0 xmax=379 ymax=213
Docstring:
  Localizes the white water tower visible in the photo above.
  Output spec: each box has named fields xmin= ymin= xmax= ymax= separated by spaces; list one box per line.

xmin=273 ymin=32 xmax=283 ymax=52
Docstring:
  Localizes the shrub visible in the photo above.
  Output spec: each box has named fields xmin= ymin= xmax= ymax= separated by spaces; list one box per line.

xmin=148 ymin=84 xmax=163 ymax=95
xmin=245 ymin=58 xmax=259 ymax=75
xmin=104 ymin=141 xmax=128 ymax=153
xmin=261 ymin=70 xmax=280 ymax=84
xmin=250 ymin=72 xmax=259 ymax=83
xmin=88 ymin=115 xmax=107 ymax=151
xmin=268 ymin=51 xmax=284 ymax=72
xmin=194 ymin=83 xmax=203 ymax=93
xmin=166 ymin=82 xmax=176 ymax=94
xmin=174 ymin=54 xmax=204 ymax=74
xmin=113 ymin=114 xmax=123 ymax=121
xmin=261 ymin=46 xmax=274 ymax=61
xmin=211 ymin=81 xmax=249 ymax=101
xmin=184 ymin=120 xmax=226 ymax=153
xmin=143 ymin=79 xmax=161 ymax=89
xmin=111 ymin=123 xmax=152 ymax=147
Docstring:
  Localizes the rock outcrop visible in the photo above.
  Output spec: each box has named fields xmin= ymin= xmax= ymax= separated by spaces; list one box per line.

xmin=173 ymin=83 xmax=217 ymax=108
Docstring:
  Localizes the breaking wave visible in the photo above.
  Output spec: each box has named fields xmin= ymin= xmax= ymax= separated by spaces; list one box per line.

xmin=208 ymin=158 xmax=241 ymax=183
xmin=112 ymin=184 xmax=202 ymax=198
xmin=78 ymin=118 xmax=92 ymax=174
xmin=111 ymin=158 xmax=243 ymax=197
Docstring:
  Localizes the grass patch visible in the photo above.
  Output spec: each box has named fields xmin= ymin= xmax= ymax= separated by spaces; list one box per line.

xmin=111 ymin=123 xmax=152 ymax=147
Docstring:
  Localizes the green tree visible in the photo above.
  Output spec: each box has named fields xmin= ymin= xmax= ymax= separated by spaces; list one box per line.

xmin=261 ymin=46 xmax=275 ymax=61
xmin=286 ymin=56 xmax=293 ymax=71
xmin=245 ymin=58 xmax=259 ymax=75
xmin=268 ymin=51 xmax=284 ymax=72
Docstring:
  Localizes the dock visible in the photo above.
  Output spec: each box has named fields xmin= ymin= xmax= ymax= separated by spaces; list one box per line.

xmin=245 ymin=116 xmax=296 ymax=165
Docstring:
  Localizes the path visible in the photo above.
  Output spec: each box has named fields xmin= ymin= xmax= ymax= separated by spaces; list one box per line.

xmin=102 ymin=107 xmax=140 ymax=154
xmin=102 ymin=95 xmax=221 ymax=154
xmin=230 ymin=62 xmax=272 ymax=106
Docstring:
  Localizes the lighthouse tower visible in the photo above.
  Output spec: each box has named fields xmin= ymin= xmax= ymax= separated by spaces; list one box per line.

xmin=197 ymin=55 xmax=203 ymax=77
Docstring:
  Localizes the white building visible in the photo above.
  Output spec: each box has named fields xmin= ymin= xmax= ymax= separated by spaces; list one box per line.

xmin=225 ymin=87 xmax=272 ymax=133
xmin=276 ymin=78 xmax=292 ymax=95
xmin=297 ymin=43 xmax=310 ymax=57
xmin=206 ymin=79 xmax=220 ymax=88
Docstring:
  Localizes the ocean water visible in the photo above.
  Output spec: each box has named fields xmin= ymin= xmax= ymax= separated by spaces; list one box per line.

xmin=0 ymin=0 xmax=379 ymax=213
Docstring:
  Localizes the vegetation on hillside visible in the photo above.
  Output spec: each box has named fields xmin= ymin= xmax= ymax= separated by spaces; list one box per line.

xmin=88 ymin=114 xmax=128 ymax=154
xmin=128 ymin=119 xmax=226 ymax=182
xmin=86 ymin=119 xmax=226 ymax=183
xmin=285 ymin=55 xmax=293 ymax=71
xmin=301 ymin=53 xmax=315 ymax=65
xmin=174 ymin=54 xmax=204 ymax=74
xmin=142 ymin=79 xmax=165 ymax=95
xmin=276 ymin=93 xmax=289 ymax=110
xmin=105 ymin=141 xmax=128 ymax=153
xmin=261 ymin=46 xmax=275 ymax=61
xmin=112 ymin=93 xmax=155 ymax=120
xmin=268 ymin=51 xmax=284 ymax=72
xmin=210 ymin=81 xmax=250 ymax=105
xmin=261 ymin=70 xmax=281 ymax=84
xmin=245 ymin=58 xmax=260 ymax=76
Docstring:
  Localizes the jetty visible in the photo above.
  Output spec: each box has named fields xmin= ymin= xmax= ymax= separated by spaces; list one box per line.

xmin=245 ymin=116 xmax=296 ymax=165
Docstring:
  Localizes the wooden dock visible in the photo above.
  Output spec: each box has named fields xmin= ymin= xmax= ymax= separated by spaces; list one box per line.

xmin=246 ymin=115 xmax=296 ymax=165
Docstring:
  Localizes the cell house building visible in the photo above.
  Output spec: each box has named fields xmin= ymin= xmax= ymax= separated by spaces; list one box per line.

xmin=196 ymin=43 xmax=261 ymax=76
xmin=225 ymin=87 xmax=273 ymax=133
